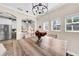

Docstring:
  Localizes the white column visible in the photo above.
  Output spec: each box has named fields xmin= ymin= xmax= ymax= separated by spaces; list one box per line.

xmin=35 ymin=19 xmax=37 ymax=31
xmin=16 ymin=17 xmax=22 ymax=40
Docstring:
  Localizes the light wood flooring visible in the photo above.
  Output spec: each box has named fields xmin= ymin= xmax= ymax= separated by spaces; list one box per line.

xmin=0 ymin=37 xmax=67 ymax=56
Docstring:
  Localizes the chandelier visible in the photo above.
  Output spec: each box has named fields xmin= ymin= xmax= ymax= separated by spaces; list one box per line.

xmin=32 ymin=3 xmax=48 ymax=15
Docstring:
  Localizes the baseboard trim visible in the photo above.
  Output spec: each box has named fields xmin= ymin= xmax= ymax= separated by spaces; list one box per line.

xmin=67 ymin=51 xmax=79 ymax=56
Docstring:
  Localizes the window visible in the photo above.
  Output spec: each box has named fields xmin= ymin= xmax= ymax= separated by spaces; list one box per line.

xmin=43 ymin=21 xmax=49 ymax=31
xmin=51 ymin=18 xmax=61 ymax=31
xmin=65 ymin=15 xmax=79 ymax=32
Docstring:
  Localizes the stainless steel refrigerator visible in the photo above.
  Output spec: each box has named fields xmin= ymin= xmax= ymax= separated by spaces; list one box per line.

xmin=0 ymin=24 xmax=11 ymax=40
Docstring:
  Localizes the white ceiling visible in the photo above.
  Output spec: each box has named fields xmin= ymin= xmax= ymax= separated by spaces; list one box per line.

xmin=2 ymin=3 xmax=32 ymax=12
xmin=2 ymin=3 xmax=66 ymax=15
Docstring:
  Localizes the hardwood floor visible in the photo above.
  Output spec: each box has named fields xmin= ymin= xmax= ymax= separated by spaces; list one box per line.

xmin=24 ymin=38 xmax=51 ymax=55
xmin=0 ymin=37 xmax=66 ymax=56
xmin=0 ymin=39 xmax=15 ymax=56
xmin=13 ymin=38 xmax=52 ymax=56
xmin=14 ymin=38 xmax=66 ymax=56
xmin=13 ymin=40 xmax=25 ymax=56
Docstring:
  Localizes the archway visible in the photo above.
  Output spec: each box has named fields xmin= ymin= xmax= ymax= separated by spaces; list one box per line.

xmin=22 ymin=19 xmax=36 ymax=38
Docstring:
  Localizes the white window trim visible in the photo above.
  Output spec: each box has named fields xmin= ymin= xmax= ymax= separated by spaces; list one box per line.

xmin=65 ymin=15 xmax=79 ymax=32
xmin=51 ymin=18 xmax=61 ymax=32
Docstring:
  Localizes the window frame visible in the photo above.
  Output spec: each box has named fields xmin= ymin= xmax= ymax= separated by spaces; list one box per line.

xmin=65 ymin=15 xmax=79 ymax=32
xmin=51 ymin=18 xmax=61 ymax=31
